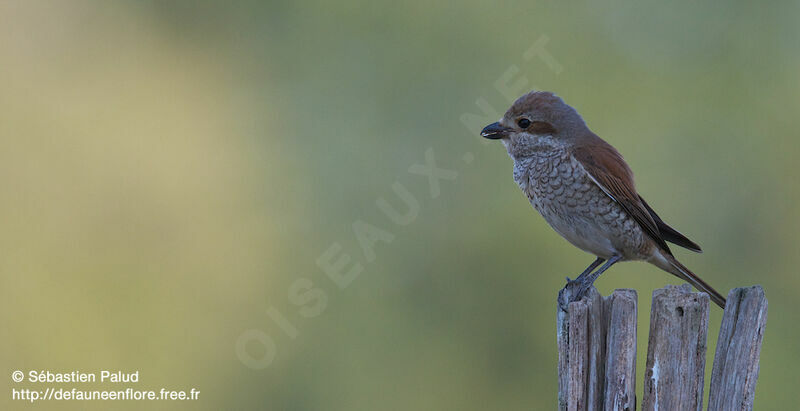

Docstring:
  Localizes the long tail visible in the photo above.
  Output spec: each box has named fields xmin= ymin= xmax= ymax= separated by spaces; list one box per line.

xmin=652 ymin=252 xmax=727 ymax=308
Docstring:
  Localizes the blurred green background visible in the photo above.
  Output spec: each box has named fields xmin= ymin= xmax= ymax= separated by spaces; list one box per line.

xmin=1 ymin=1 xmax=798 ymax=409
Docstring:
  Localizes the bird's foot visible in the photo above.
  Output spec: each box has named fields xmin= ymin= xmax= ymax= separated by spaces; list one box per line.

xmin=557 ymin=278 xmax=590 ymax=312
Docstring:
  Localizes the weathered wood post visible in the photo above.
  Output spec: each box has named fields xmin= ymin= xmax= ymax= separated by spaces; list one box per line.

xmin=642 ymin=284 xmax=709 ymax=411
xmin=603 ymin=290 xmax=638 ymax=410
xmin=557 ymin=284 xmax=767 ymax=411
xmin=557 ymin=287 xmax=637 ymax=411
xmin=707 ymin=286 xmax=768 ymax=411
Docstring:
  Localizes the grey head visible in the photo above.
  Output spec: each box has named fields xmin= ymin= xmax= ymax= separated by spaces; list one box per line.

xmin=481 ymin=91 xmax=590 ymax=159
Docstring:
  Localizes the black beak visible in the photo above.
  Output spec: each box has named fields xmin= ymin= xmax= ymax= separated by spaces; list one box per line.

xmin=480 ymin=122 xmax=511 ymax=140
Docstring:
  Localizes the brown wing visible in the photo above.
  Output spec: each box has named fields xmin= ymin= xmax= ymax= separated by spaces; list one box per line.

xmin=571 ymin=140 xmax=673 ymax=255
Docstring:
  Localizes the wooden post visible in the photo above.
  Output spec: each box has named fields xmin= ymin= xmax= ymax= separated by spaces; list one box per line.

xmin=557 ymin=288 xmax=637 ymax=411
xmin=642 ymin=284 xmax=709 ymax=411
xmin=707 ymin=286 xmax=768 ymax=411
xmin=557 ymin=288 xmax=592 ymax=411
xmin=603 ymin=290 xmax=637 ymax=411
xmin=557 ymin=284 xmax=766 ymax=411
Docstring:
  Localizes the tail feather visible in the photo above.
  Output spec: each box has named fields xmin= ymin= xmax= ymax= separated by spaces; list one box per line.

xmin=654 ymin=253 xmax=727 ymax=308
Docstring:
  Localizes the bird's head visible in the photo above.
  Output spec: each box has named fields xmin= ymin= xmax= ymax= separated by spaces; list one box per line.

xmin=481 ymin=91 xmax=588 ymax=158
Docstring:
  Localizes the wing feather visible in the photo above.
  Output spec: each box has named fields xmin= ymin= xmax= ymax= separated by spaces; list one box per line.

xmin=572 ymin=140 xmax=673 ymax=255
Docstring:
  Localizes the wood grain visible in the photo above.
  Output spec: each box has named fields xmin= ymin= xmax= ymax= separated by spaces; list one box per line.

xmin=707 ymin=286 xmax=768 ymax=411
xmin=603 ymin=289 xmax=637 ymax=411
xmin=558 ymin=288 xmax=637 ymax=411
xmin=642 ymin=284 xmax=709 ymax=411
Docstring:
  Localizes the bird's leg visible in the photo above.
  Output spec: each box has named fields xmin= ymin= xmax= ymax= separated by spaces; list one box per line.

xmin=559 ymin=255 xmax=622 ymax=311
xmin=559 ymin=257 xmax=604 ymax=311
xmin=565 ymin=257 xmax=605 ymax=284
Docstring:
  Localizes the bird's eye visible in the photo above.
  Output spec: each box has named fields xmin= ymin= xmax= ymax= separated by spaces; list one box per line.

xmin=517 ymin=118 xmax=531 ymax=129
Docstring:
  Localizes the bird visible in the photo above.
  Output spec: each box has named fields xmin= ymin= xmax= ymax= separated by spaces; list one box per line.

xmin=480 ymin=91 xmax=726 ymax=309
